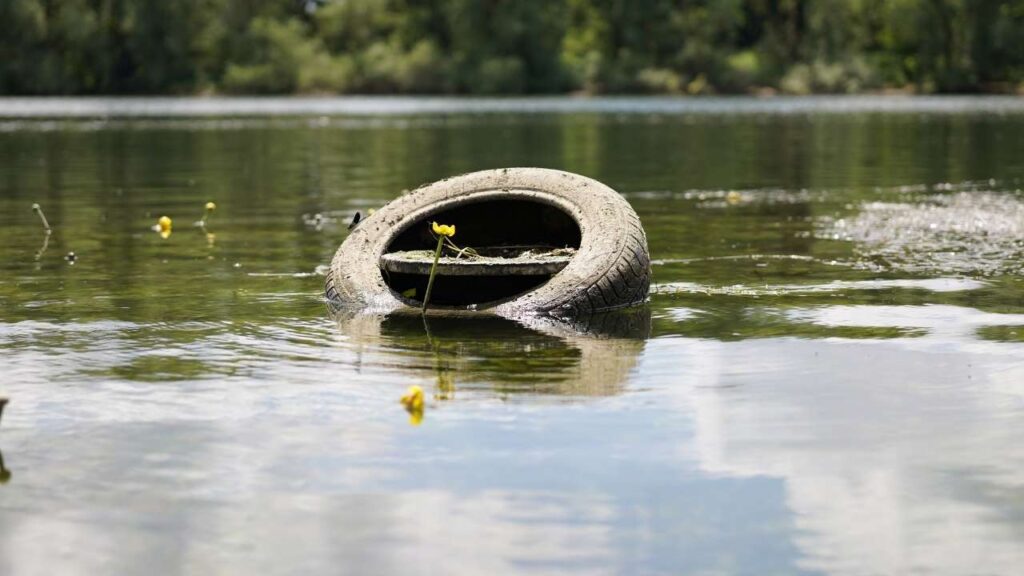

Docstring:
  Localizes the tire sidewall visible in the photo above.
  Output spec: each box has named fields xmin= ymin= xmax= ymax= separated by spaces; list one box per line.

xmin=328 ymin=168 xmax=649 ymax=316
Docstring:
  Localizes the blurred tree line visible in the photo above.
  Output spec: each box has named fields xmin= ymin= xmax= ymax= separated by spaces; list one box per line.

xmin=3 ymin=0 xmax=1023 ymax=95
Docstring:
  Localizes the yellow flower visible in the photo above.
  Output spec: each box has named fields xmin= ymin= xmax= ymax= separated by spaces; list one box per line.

xmin=431 ymin=221 xmax=456 ymax=237
xmin=205 ymin=202 xmax=217 ymax=211
xmin=400 ymin=385 xmax=425 ymax=426
xmin=157 ymin=216 xmax=172 ymax=238
xmin=400 ymin=385 xmax=424 ymax=411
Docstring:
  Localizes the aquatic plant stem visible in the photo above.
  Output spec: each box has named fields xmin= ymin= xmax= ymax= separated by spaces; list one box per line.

xmin=31 ymin=204 xmax=52 ymax=261
xmin=31 ymin=203 xmax=51 ymax=232
xmin=421 ymin=314 xmax=435 ymax=345
xmin=421 ymin=234 xmax=445 ymax=312
xmin=199 ymin=202 xmax=216 ymax=229
xmin=34 ymin=232 xmax=50 ymax=261
xmin=443 ymin=237 xmax=478 ymax=259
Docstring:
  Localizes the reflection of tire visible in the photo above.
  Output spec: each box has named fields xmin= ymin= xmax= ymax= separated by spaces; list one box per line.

xmin=531 ymin=305 xmax=653 ymax=339
xmin=329 ymin=307 xmax=651 ymax=397
xmin=326 ymin=168 xmax=650 ymax=317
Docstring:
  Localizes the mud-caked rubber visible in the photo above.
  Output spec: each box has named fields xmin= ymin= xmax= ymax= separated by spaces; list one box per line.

xmin=326 ymin=168 xmax=651 ymax=318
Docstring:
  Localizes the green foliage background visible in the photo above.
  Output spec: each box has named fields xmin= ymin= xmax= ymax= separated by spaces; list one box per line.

xmin=3 ymin=0 xmax=1023 ymax=95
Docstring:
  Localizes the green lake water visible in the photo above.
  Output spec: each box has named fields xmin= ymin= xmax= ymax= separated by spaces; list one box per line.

xmin=1 ymin=97 xmax=1023 ymax=575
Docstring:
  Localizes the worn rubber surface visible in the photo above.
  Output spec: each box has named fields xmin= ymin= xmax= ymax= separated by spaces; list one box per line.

xmin=326 ymin=168 xmax=650 ymax=317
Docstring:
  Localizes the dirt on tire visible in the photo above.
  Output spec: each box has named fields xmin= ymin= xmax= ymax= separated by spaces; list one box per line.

xmin=326 ymin=168 xmax=651 ymax=318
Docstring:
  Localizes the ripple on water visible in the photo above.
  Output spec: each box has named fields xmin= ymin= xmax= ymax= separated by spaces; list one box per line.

xmin=652 ymin=277 xmax=988 ymax=297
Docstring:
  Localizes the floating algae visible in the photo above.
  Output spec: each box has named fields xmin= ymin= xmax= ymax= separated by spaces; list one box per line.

xmin=819 ymin=191 xmax=1024 ymax=276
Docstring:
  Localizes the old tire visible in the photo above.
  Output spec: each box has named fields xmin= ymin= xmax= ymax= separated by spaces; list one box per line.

xmin=326 ymin=168 xmax=650 ymax=318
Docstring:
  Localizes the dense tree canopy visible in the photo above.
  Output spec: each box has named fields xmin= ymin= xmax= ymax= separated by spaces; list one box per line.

xmin=2 ymin=0 xmax=1023 ymax=95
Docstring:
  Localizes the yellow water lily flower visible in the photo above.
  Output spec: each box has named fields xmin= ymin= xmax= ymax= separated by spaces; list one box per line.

xmin=400 ymin=385 xmax=424 ymax=411
xmin=400 ymin=385 xmax=425 ymax=426
xmin=431 ymin=222 xmax=455 ymax=237
xmin=198 ymin=202 xmax=218 ymax=228
xmin=157 ymin=216 xmax=172 ymax=238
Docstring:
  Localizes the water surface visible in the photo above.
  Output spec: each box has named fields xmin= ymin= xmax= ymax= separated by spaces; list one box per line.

xmin=1 ymin=97 xmax=1023 ymax=575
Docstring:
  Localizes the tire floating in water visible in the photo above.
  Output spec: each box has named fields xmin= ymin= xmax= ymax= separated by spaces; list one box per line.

xmin=326 ymin=168 xmax=651 ymax=317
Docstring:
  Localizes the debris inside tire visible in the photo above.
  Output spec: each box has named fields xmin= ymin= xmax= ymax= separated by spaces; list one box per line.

xmin=381 ymin=246 xmax=577 ymax=277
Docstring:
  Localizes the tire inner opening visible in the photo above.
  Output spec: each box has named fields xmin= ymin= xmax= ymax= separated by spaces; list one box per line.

xmin=382 ymin=199 xmax=581 ymax=306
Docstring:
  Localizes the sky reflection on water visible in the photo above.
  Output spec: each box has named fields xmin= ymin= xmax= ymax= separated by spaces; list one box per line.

xmin=1 ymin=98 xmax=1023 ymax=575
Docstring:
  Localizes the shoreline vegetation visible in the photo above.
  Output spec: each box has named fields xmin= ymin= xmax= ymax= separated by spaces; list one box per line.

xmin=3 ymin=1 xmax=1024 ymax=97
